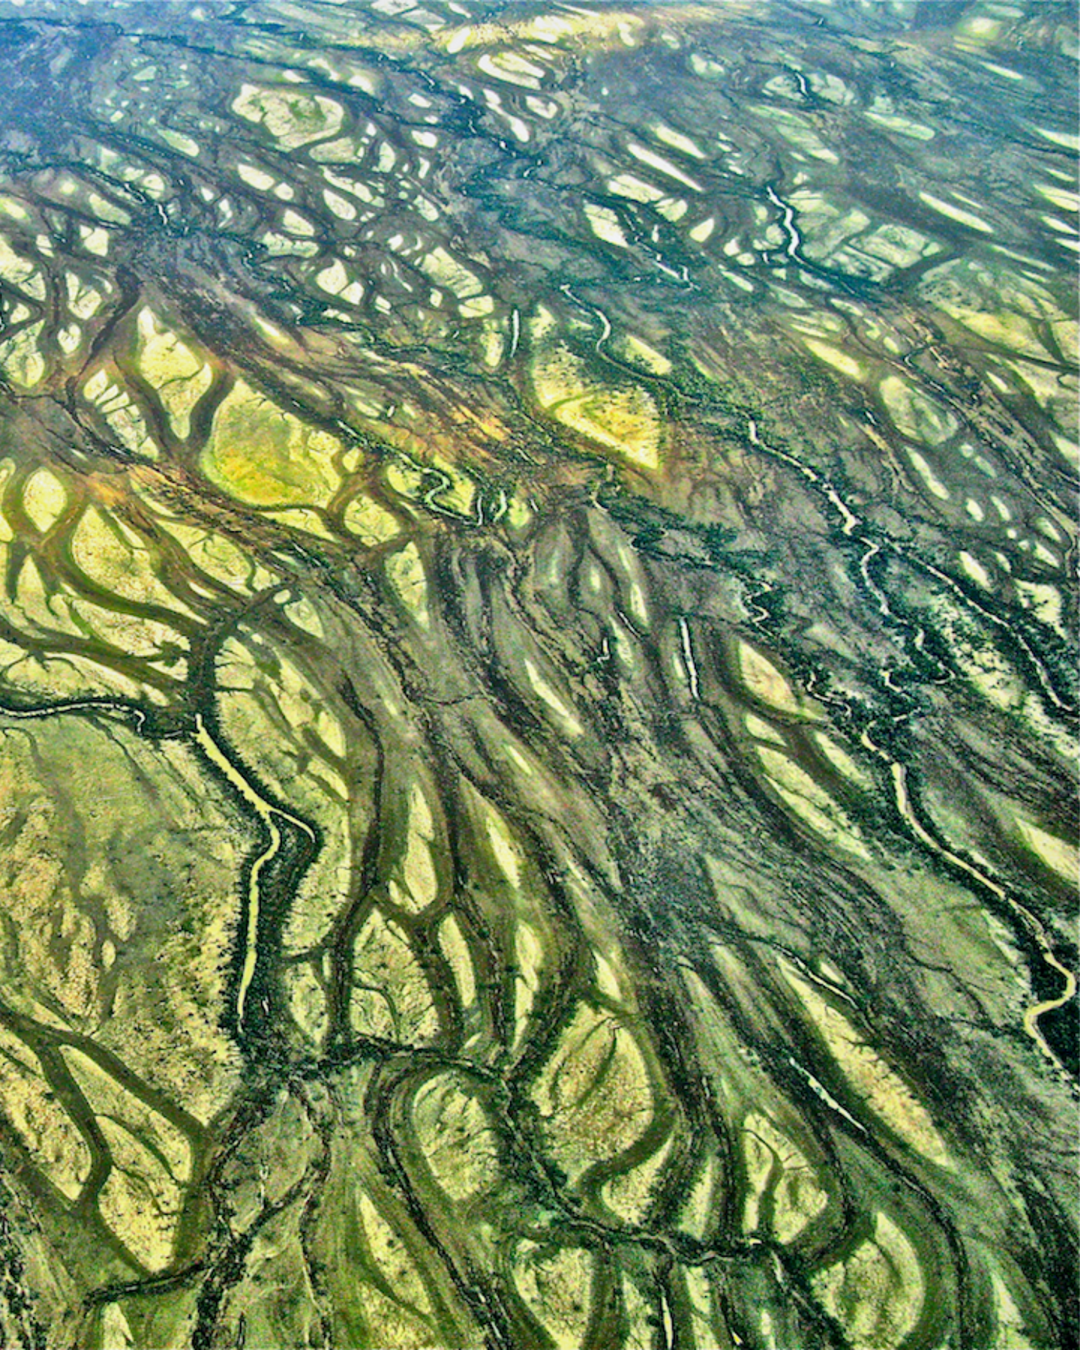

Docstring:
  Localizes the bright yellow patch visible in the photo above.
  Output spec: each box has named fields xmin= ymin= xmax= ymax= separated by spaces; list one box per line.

xmin=531 ymin=344 xmax=661 ymax=470
xmin=201 ymin=380 xmax=342 ymax=506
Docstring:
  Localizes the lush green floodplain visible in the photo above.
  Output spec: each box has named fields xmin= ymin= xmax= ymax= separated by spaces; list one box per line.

xmin=0 ymin=1 xmax=1075 ymax=1346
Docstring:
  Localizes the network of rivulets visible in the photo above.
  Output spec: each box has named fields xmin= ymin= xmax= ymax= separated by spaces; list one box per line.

xmin=0 ymin=2 xmax=1075 ymax=1348
xmin=0 ymin=400 xmax=1073 ymax=1348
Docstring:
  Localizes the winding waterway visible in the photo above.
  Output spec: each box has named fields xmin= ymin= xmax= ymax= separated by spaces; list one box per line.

xmin=0 ymin=1 xmax=1075 ymax=1348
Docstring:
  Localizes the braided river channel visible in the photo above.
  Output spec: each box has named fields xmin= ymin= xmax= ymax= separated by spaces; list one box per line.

xmin=0 ymin=1 xmax=1075 ymax=1347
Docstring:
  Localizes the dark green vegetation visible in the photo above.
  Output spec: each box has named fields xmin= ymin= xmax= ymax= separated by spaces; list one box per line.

xmin=0 ymin=0 xmax=1075 ymax=1346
